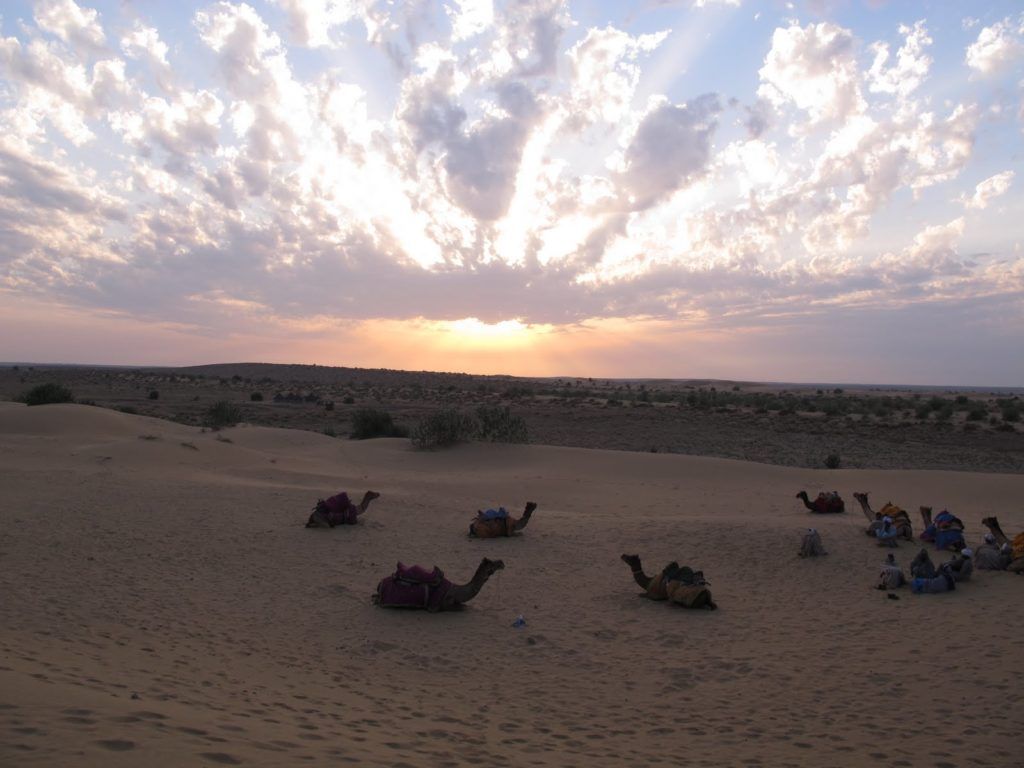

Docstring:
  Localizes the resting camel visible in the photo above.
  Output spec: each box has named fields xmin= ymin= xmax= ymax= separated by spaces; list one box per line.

xmin=620 ymin=554 xmax=717 ymax=610
xmin=920 ymin=506 xmax=966 ymax=551
xmin=796 ymin=491 xmax=845 ymax=514
xmin=306 ymin=490 xmax=380 ymax=528
xmin=469 ymin=502 xmax=538 ymax=538
xmin=981 ymin=517 xmax=1024 ymax=574
xmin=374 ymin=558 xmax=505 ymax=611
xmin=853 ymin=492 xmax=913 ymax=541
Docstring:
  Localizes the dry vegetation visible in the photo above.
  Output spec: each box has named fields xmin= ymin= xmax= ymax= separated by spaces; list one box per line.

xmin=2 ymin=362 xmax=1022 ymax=472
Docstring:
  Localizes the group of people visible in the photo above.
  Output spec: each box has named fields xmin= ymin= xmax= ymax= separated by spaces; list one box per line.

xmin=799 ymin=490 xmax=1020 ymax=597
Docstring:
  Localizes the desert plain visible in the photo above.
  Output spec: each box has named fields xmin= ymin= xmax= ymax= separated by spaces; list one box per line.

xmin=1 ymin=365 xmax=1023 ymax=767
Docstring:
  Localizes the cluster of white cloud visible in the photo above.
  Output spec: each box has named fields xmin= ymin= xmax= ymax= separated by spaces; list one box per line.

xmin=0 ymin=0 xmax=1021 ymax=344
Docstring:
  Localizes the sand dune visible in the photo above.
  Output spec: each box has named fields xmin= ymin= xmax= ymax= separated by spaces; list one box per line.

xmin=1 ymin=403 xmax=1022 ymax=767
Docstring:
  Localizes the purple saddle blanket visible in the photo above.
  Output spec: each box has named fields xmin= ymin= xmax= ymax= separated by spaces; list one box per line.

xmin=377 ymin=565 xmax=451 ymax=610
xmin=322 ymin=492 xmax=358 ymax=525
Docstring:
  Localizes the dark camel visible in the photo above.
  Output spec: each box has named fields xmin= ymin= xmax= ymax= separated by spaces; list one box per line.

xmin=469 ymin=502 xmax=538 ymax=537
xmin=306 ymin=490 xmax=380 ymax=528
xmin=796 ymin=491 xmax=845 ymax=514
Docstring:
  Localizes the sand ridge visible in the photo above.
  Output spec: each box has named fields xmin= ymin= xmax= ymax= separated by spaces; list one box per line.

xmin=1 ymin=403 xmax=1022 ymax=767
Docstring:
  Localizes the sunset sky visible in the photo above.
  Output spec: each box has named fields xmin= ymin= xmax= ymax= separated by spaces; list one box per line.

xmin=1 ymin=0 xmax=1022 ymax=385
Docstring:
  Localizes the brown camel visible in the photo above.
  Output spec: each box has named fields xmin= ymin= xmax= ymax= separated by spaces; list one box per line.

xmin=306 ymin=490 xmax=380 ymax=527
xmin=620 ymin=554 xmax=717 ymax=610
xmin=796 ymin=491 xmax=845 ymax=514
xmin=981 ymin=517 xmax=1024 ymax=574
xmin=374 ymin=558 xmax=505 ymax=611
xmin=469 ymin=502 xmax=538 ymax=538
xmin=853 ymin=492 xmax=913 ymax=541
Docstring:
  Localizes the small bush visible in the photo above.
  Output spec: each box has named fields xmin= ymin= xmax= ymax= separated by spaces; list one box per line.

xmin=324 ymin=401 xmax=335 ymax=411
xmin=342 ymin=395 xmax=355 ymax=405
xmin=824 ymin=453 xmax=841 ymax=469
xmin=966 ymin=408 xmax=986 ymax=421
xmin=1002 ymin=406 xmax=1021 ymax=423
xmin=117 ymin=405 xmax=138 ymax=415
xmin=148 ymin=390 xmax=159 ymax=400
xmin=204 ymin=400 xmax=243 ymax=429
xmin=411 ymin=409 xmax=477 ymax=449
xmin=350 ymin=408 xmax=407 ymax=439
xmin=250 ymin=392 xmax=263 ymax=401
xmin=19 ymin=382 xmax=74 ymax=406
xmin=323 ymin=425 xmax=337 ymax=438
xmin=476 ymin=405 xmax=528 ymax=443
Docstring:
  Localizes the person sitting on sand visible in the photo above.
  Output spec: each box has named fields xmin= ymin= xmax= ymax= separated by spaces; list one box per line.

xmin=875 ymin=516 xmax=899 ymax=547
xmin=877 ymin=553 xmax=905 ymax=590
xmin=945 ymin=548 xmax=974 ymax=582
xmin=306 ymin=490 xmax=380 ymax=528
xmin=620 ymin=554 xmax=717 ymax=610
xmin=799 ymin=528 xmax=827 ymax=558
xmin=911 ymin=562 xmax=956 ymax=594
xmin=468 ymin=501 xmax=538 ymax=538
xmin=910 ymin=548 xmax=938 ymax=579
xmin=974 ymin=534 xmax=1011 ymax=571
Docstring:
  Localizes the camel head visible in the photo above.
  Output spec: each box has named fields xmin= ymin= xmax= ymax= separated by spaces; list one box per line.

xmin=981 ymin=516 xmax=1000 ymax=530
xmin=853 ymin=492 xmax=869 ymax=503
xmin=920 ymin=505 xmax=932 ymax=513
xmin=795 ymin=491 xmax=809 ymax=501
xmin=479 ymin=558 xmax=505 ymax=577
xmin=621 ymin=553 xmax=642 ymax=569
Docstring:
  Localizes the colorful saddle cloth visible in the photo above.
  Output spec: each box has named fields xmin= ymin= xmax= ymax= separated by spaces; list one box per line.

xmin=376 ymin=563 xmax=451 ymax=611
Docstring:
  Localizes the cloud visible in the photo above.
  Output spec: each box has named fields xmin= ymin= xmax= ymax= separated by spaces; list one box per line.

xmin=616 ymin=93 xmax=721 ymax=210
xmin=34 ymin=0 xmax=106 ymax=54
xmin=962 ymin=171 xmax=1014 ymax=210
xmin=965 ymin=15 xmax=1024 ymax=75
xmin=867 ymin=20 xmax=931 ymax=98
xmin=758 ymin=21 xmax=864 ymax=125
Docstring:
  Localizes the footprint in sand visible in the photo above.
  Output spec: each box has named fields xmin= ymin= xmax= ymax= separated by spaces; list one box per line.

xmin=95 ymin=739 xmax=135 ymax=751
xmin=199 ymin=752 xmax=242 ymax=764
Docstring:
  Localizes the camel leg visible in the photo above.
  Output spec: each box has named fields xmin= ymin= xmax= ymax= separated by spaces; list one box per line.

xmin=512 ymin=501 xmax=538 ymax=532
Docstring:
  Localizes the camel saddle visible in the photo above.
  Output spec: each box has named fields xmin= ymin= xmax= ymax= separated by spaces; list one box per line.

xmin=1014 ymin=532 xmax=1024 ymax=560
xmin=469 ymin=512 xmax=515 ymax=538
xmin=879 ymin=502 xmax=910 ymax=521
xmin=376 ymin=563 xmax=451 ymax=610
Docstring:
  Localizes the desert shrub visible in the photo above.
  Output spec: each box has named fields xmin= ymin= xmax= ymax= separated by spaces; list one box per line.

xmin=250 ymin=391 xmax=263 ymax=401
xmin=117 ymin=405 xmax=138 ymax=415
xmin=824 ymin=453 xmax=841 ymax=469
xmin=996 ymin=423 xmax=1016 ymax=432
xmin=324 ymin=401 xmax=335 ymax=411
xmin=342 ymin=395 xmax=355 ymax=404
xmin=966 ymin=408 xmax=986 ymax=421
xmin=411 ymin=409 xmax=476 ymax=449
xmin=323 ymin=425 xmax=337 ymax=438
xmin=476 ymin=405 xmax=528 ymax=443
xmin=350 ymin=408 xmax=407 ymax=439
xmin=204 ymin=400 xmax=243 ymax=429
xmin=19 ymin=382 xmax=74 ymax=406
xmin=1002 ymin=404 xmax=1021 ymax=423
xmin=148 ymin=390 xmax=159 ymax=400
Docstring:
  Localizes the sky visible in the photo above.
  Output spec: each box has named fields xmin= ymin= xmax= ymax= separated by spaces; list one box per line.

xmin=0 ymin=0 xmax=1022 ymax=385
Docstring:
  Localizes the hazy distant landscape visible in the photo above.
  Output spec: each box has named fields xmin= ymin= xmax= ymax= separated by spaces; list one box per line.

xmin=4 ymin=362 xmax=1022 ymax=473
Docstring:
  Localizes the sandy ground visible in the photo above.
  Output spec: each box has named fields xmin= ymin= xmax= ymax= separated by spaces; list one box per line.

xmin=1 ymin=402 xmax=1022 ymax=767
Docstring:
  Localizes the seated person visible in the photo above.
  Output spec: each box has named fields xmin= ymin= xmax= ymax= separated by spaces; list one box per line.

xmin=875 ymin=516 xmax=899 ymax=547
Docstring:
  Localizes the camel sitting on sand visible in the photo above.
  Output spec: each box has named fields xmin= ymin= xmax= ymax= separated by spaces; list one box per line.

xmin=306 ymin=490 xmax=380 ymax=528
xmin=981 ymin=517 xmax=1024 ymax=574
xmin=796 ymin=491 xmax=845 ymax=514
xmin=919 ymin=506 xmax=966 ymax=551
xmin=853 ymin=492 xmax=913 ymax=541
xmin=374 ymin=558 xmax=505 ymax=611
xmin=469 ymin=502 xmax=538 ymax=538
xmin=620 ymin=554 xmax=717 ymax=610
